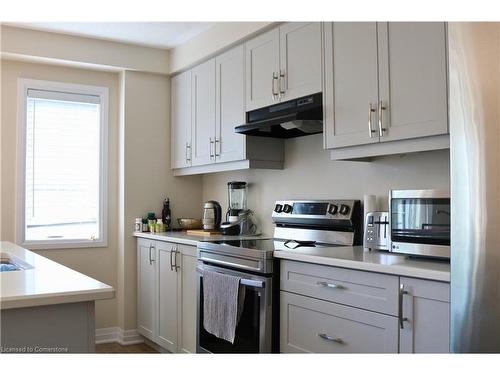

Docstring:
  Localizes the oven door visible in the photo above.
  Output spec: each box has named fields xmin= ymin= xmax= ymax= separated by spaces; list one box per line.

xmin=196 ymin=262 xmax=273 ymax=353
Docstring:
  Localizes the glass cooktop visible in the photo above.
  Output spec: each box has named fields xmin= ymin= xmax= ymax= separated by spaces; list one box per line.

xmin=205 ymin=239 xmax=341 ymax=252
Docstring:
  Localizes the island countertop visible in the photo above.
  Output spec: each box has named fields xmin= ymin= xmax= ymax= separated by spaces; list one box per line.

xmin=0 ymin=241 xmax=115 ymax=310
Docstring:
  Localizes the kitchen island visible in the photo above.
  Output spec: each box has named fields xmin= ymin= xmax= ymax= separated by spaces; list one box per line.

xmin=0 ymin=241 xmax=114 ymax=353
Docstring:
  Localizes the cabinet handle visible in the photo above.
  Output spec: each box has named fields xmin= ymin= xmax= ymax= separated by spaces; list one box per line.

xmin=175 ymin=246 xmax=180 ymax=272
xmin=209 ymin=138 xmax=215 ymax=159
xmin=367 ymin=103 xmax=376 ymax=138
xmin=272 ymin=72 xmax=279 ymax=100
xmin=170 ymin=248 xmax=175 ymax=271
xmin=148 ymin=243 xmax=153 ymax=265
xmin=215 ymin=138 xmax=220 ymax=157
xmin=378 ymin=100 xmax=387 ymax=137
xmin=279 ymin=69 xmax=286 ymax=99
xmin=185 ymin=142 xmax=191 ymax=163
xmin=316 ymin=281 xmax=345 ymax=289
xmin=399 ymin=283 xmax=409 ymax=329
xmin=318 ymin=333 xmax=344 ymax=344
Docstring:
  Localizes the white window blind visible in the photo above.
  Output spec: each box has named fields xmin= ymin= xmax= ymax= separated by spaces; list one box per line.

xmin=22 ymin=83 xmax=106 ymax=246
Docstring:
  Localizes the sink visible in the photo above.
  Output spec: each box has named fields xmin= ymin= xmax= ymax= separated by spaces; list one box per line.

xmin=0 ymin=252 xmax=34 ymax=272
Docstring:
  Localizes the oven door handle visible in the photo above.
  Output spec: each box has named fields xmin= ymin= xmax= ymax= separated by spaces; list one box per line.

xmin=196 ymin=265 xmax=265 ymax=289
xmin=197 ymin=256 xmax=261 ymax=272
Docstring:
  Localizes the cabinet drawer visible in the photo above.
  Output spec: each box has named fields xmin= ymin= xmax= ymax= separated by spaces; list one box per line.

xmin=280 ymin=260 xmax=399 ymax=315
xmin=280 ymin=291 xmax=398 ymax=353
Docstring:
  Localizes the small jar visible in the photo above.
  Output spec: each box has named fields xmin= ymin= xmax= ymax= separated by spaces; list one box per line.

xmin=134 ymin=218 xmax=142 ymax=232
xmin=156 ymin=218 xmax=164 ymax=233
xmin=148 ymin=219 xmax=156 ymax=233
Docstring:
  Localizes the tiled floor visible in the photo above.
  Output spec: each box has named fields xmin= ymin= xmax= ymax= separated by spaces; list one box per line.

xmin=95 ymin=342 xmax=159 ymax=353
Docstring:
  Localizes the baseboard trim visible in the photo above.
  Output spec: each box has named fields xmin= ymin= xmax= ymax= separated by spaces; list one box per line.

xmin=95 ymin=327 xmax=144 ymax=345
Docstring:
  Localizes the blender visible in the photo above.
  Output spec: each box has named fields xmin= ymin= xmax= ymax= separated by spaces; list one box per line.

xmin=220 ymin=181 xmax=260 ymax=235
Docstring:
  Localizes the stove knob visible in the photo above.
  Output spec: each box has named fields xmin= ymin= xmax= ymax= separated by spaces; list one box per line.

xmin=283 ymin=204 xmax=293 ymax=214
xmin=274 ymin=204 xmax=283 ymax=213
xmin=328 ymin=204 xmax=338 ymax=215
xmin=339 ymin=204 xmax=350 ymax=215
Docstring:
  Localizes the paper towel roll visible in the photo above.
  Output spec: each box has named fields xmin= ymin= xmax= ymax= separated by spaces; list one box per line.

xmin=363 ymin=195 xmax=378 ymax=223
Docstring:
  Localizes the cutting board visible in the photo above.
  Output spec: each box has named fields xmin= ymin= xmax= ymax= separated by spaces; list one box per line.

xmin=186 ymin=229 xmax=222 ymax=236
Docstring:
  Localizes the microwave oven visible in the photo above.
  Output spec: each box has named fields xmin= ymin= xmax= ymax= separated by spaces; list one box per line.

xmin=389 ymin=189 xmax=450 ymax=259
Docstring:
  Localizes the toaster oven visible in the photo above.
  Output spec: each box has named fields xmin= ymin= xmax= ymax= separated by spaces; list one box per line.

xmin=389 ymin=189 xmax=450 ymax=259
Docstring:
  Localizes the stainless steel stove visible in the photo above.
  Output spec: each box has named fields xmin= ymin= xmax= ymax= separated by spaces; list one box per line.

xmin=196 ymin=199 xmax=362 ymax=353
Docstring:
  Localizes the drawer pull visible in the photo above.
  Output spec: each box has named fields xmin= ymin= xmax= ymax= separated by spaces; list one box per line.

xmin=318 ymin=333 xmax=344 ymax=344
xmin=317 ymin=281 xmax=345 ymax=290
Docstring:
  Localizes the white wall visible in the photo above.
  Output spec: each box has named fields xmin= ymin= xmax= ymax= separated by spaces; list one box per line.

xmin=117 ymin=70 xmax=202 ymax=330
xmin=1 ymin=25 xmax=170 ymax=74
xmin=0 ymin=59 xmax=120 ymax=328
xmin=203 ymin=134 xmax=450 ymax=235
xmin=168 ymin=22 xmax=274 ymax=73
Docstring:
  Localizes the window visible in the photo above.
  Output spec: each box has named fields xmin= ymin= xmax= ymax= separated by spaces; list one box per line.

xmin=17 ymin=79 xmax=108 ymax=249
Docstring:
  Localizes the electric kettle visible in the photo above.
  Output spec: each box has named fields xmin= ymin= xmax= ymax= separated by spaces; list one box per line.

xmin=202 ymin=201 xmax=222 ymax=230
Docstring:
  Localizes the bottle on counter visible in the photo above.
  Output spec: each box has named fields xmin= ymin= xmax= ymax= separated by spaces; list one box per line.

xmin=162 ymin=198 xmax=171 ymax=230
xmin=142 ymin=218 xmax=149 ymax=232
xmin=134 ymin=218 xmax=142 ymax=232
xmin=147 ymin=212 xmax=156 ymax=233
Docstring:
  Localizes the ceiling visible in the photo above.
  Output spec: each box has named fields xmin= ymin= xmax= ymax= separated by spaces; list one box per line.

xmin=8 ymin=22 xmax=216 ymax=49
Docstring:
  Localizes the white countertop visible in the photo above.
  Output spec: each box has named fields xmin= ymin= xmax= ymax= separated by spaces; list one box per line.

xmin=0 ymin=241 xmax=115 ymax=309
xmin=133 ymin=231 xmax=267 ymax=246
xmin=273 ymin=245 xmax=450 ymax=282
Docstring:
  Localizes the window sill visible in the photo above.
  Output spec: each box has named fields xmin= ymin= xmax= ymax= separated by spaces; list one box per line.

xmin=20 ymin=239 xmax=108 ymax=250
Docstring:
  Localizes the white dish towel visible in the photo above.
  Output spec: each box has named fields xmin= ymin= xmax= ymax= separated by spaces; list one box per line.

xmin=203 ymin=269 xmax=246 ymax=344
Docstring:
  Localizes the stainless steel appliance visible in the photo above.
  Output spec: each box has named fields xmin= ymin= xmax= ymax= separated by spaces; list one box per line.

xmin=220 ymin=182 xmax=260 ymax=236
xmin=388 ymin=189 xmax=450 ymax=259
xmin=363 ymin=211 xmax=389 ymax=251
xmin=196 ymin=199 xmax=361 ymax=353
xmin=235 ymin=93 xmax=323 ymax=138
xmin=449 ymin=23 xmax=500 ymax=352
xmin=202 ymin=201 xmax=222 ymax=230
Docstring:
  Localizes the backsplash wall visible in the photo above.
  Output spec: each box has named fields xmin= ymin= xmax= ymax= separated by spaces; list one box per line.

xmin=202 ymin=134 xmax=450 ymax=235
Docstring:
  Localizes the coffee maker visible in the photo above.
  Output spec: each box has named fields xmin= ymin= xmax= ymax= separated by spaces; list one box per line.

xmin=220 ymin=181 xmax=259 ymax=235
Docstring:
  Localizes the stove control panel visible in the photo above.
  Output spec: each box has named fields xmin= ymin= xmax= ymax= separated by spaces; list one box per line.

xmin=272 ymin=199 xmax=360 ymax=226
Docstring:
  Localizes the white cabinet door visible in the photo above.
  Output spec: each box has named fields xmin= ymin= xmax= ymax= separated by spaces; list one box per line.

xmin=171 ymin=70 xmax=192 ymax=168
xmin=177 ymin=246 xmax=198 ymax=353
xmin=279 ymin=22 xmax=322 ymax=101
xmin=399 ymin=277 xmax=450 ymax=353
xmin=215 ymin=44 xmax=246 ymax=163
xmin=245 ymin=27 xmax=280 ymax=111
xmin=157 ymin=241 xmax=178 ymax=352
xmin=281 ymin=291 xmax=398 ymax=353
xmin=137 ymin=239 xmax=157 ymax=341
xmin=378 ymin=22 xmax=448 ymax=142
xmin=191 ymin=58 xmax=216 ymax=166
xmin=324 ymin=22 xmax=380 ymax=149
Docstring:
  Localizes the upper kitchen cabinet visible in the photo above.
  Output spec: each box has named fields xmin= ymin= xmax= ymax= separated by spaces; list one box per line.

xmin=279 ymin=22 xmax=323 ymax=102
xmin=191 ymin=58 xmax=216 ymax=167
xmin=377 ymin=22 xmax=448 ymax=142
xmin=245 ymin=28 xmax=280 ymax=111
xmin=215 ymin=45 xmax=246 ymax=163
xmin=171 ymin=70 xmax=192 ymax=169
xmin=245 ymin=22 xmax=323 ymax=111
xmin=171 ymin=45 xmax=283 ymax=176
xmin=324 ymin=22 xmax=449 ymax=160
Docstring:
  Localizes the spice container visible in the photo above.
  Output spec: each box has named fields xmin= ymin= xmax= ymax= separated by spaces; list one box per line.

xmin=156 ymin=218 xmax=164 ymax=233
xmin=134 ymin=218 xmax=142 ymax=232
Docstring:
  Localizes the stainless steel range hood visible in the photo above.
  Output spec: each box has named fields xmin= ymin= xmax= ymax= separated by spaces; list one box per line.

xmin=235 ymin=93 xmax=323 ymax=138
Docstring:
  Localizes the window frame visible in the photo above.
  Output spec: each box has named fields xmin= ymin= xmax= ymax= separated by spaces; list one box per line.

xmin=16 ymin=78 xmax=109 ymax=249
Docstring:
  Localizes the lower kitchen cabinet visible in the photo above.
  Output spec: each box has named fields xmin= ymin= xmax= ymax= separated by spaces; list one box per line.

xmin=279 ymin=260 xmax=450 ymax=353
xmin=280 ymin=291 xmax=399 ymax=353
xmin=137 ymin=238 xmax=157 ymax=341
xmin=399 ymin=277 xmax=450 ymax=353
xmin=157 ymin=241 xmax=178 ymax=352
xmin=136 ymin=239 xmax=198 ymax=353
